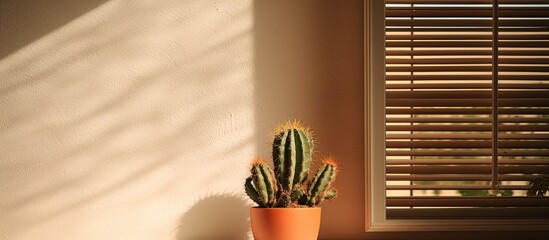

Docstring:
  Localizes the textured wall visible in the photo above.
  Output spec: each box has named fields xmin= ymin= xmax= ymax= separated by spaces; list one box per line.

xmin=0 ymin=0 xmax=364 ymax=239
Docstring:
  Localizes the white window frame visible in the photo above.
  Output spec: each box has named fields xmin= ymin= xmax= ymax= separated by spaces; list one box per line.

xmin=364 ymin=0 xmax=549 ymax=232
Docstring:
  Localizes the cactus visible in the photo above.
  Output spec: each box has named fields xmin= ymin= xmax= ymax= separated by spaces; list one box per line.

xmin=272 ymin=121 xmax=314 ymax=194
xmin=244 ymin=121 xmax=338 ymax=208
xmin=305 ymin=158 xmax=338 ymax=207
xmin=245 ymin=158 xmax=277 ymax=207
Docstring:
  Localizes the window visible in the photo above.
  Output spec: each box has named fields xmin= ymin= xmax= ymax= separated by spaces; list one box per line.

xmin=365 ymin=0 xmax=549 ymax=231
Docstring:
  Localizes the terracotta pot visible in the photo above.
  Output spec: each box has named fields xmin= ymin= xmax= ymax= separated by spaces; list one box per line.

xmin=250 ymin=207 xmax=321 ymax=240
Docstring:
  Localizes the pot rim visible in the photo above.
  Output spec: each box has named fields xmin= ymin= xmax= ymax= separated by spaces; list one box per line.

xmin=251 ymin=207 xmax=321 ymax=210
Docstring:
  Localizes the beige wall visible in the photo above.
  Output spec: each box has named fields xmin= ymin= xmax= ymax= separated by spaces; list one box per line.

xmin=0 ymin=0 xmax=364 ymax=239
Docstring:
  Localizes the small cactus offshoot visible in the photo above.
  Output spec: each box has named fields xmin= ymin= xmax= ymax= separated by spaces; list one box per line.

xmin=305 ymin=158 xmax=338 ymax=207
xmin=244 ymin=121 xmax=338 ymax=208
xmin=245 ymin=158 xmax=277 ymax=207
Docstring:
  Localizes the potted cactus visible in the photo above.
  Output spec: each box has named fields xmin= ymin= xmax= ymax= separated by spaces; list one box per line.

xmin=244 ymin=121 xmax=338 ymax=240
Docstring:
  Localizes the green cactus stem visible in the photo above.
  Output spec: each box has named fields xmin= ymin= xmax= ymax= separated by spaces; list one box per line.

xmin=272 ymin=121 xmax=314 ymax=193
xmin=290 ymin=186 xmax=305 ymax=201
xmin=316 ymin=188 xmax=337 ymax=205
xmin=246 ymin=160 xmax=277 ymax=207
xmin=307 ymin=160 xmax=337 ymax=207
xmin=324 ymin=188 xmax=337 ymax=200
xmin=244 ymin=177 xmax=261 ymax=206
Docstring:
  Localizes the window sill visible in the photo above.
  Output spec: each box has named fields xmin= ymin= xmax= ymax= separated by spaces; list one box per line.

xmin=367 ymin=218 xmax=549 ymax=232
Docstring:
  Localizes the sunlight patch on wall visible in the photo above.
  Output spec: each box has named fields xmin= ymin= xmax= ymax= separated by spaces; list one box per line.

xmin=0 ymin=0 xmax=255 ymax=239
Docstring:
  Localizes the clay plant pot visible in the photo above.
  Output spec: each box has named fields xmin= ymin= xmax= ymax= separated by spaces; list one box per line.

xmin=250 ymin=207 xmax=321 ymax=240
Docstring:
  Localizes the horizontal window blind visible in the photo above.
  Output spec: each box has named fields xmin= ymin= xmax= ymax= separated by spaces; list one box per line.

xmin=385 ymin=0 xmax=549 ymax=219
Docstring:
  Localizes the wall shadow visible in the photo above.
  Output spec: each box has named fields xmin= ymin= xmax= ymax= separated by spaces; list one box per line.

xmin=0 ymin=0 xmax=109 ymax=58
xmin=176 ymin=194 xmax=251 ymax=240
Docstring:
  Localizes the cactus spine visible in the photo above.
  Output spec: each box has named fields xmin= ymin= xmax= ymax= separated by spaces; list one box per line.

xmin=245 ymin=159 xmax=277 ymax=207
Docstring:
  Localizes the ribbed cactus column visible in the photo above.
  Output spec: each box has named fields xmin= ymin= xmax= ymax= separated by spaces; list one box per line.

xmin=245 ymin=159 xmax=277 ymax=207
xmin=307 ymin=158 xmax=338 ymax=207
xmin=272 ymin=122 xmax=314 ymax=194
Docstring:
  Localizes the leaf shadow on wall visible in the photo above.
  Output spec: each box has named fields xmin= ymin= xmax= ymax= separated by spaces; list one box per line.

xmin=176 ymin=194 xmax=252 ymax=240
